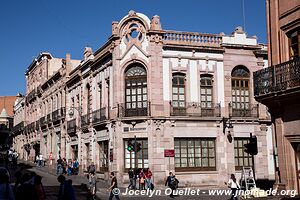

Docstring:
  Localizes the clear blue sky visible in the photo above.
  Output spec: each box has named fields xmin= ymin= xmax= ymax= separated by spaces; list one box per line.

xmin=0 ymin=0 xmax=266 ymax=96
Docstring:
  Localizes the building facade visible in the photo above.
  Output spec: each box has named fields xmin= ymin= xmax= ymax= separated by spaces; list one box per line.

xmin=254 ymin=0 xmax=300 ymax=192
xmin=15 ymin=11 xmax=275 ymax=187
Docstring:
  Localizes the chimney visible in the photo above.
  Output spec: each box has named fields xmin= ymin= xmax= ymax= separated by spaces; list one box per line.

xmin=84 ymin=47 xmax=93 ymax=61
xmin=65 ymin=53 xmax=71 ymax=75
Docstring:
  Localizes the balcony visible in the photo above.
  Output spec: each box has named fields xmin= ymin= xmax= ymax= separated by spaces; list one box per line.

xmin=39 ymin=116 xmax=46 ymax=126
xmin=92 ymin=107 xmax=107 ymax=125
xmin=46 ymin=113 xmax=52 ymax=123
xmin=12 ymin=122 xmax=24 ymax=134
xmin=52 ymin=109 xmax=60 ymax=122
xmin=254 ymin=57 xmax=300 ymax=97
xmin=81 ymin=114 xmax=90 ymax=129
xmin=170 ymin=102 xmax=221 ymax=117
xmin=118 ymin=102 xmax=150 ymax=118
xmin=67 ymin=119 xmax=77 ymax=136
xmin=35 ymin=120 xmax=40 ymax=131
xmin=229 ymin=103 xmax=259 ymax=118
xmin=26 ymin=89 xmax=36 ymax=103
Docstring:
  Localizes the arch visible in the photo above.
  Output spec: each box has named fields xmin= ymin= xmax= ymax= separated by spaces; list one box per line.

xmin=231 ymin=65 xmax=250 ymax=78
xmin=124 ymin=63 xmax=148 ymax=117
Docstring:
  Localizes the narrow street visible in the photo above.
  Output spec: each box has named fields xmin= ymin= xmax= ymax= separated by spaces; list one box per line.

xmin=3 ymin=161 xmax=298 ymax=200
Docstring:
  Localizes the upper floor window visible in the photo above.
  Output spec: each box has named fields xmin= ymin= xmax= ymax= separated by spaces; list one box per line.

xmin=200 ymin=75 xmax=213 ymax=108
xmin=288 ymin=28 xmax=300 ymax=59
xmin=231 ymin=66 xmax=250 ymax=111
xmin=86 ymin=84 xmax=91 ymax=115
xmin=172 ymin=74 xmax=185 ymax=108
xmin=124 ymin=64 xmax=147 ymax=117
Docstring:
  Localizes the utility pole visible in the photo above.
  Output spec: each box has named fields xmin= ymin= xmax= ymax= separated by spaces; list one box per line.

xmin=134 ymin=135 xmax=137 ymax=189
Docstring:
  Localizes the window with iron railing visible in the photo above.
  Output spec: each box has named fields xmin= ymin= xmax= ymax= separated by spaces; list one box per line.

xmin=200 ymin=74 xmax=213 ymax=110
xmin=231 ymin=66 xmax=250 ymax=115
xmin=172 ymin=73 xmax=186 ymax=113
xmin=124 ymin=64 xmax=148 ymax=116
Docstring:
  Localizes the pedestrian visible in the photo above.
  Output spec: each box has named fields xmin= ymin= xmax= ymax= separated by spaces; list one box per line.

xmin=226 ymin=174 xmax=240 ymax=200
xmin=139 ymin=169 xmax=145 ymax=190
xmin=16 ymin=173 xmax=35 ymax=200
xmin=88 ymin=172 xmax=96 ymax=200
xmin=62 ymin=158 xmax=67 ymax=174
xmin=108 ymin=172 xmax=120 ymax=200
xmin=57 ymin=175 xmax=76 ymax=200
xmin=36 ymin=155 xmax=39 ymax=167
xmin=145 ymin=168 xmax=153 ymax=190
xmin=34 ymin=175 xmax=46 ymax=200
xmin=57 ymin=157 xmax=63 ymax=175
xmin=73 ymin=159 xmax=79 ymax=175
xmin=127 ymin=168 xmax=135 ymax=189
xmin=87 ymin=162 xmax=96 ymax=174
xmin=165 ymin=172 xmax=176 ymax=198
xmin=0 ymin=167 xmax=14 ymax=200
xmin=39 ymin=153 xmax=43 ymax=167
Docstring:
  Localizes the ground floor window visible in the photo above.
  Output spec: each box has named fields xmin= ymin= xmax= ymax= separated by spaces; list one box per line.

xmin=234 ymin=138 xmax=253 ymax=170
xmin=98 ymin=141 xmax=109 ymax=172
xmin=124 ymin=139 xmax=148 ymax=169
xmin=174 ymin=138 xmax=216 ymax=171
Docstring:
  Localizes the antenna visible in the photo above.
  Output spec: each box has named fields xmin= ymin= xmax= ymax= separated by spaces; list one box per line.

xmin=242 ymin=0 xmax=246 ymax=32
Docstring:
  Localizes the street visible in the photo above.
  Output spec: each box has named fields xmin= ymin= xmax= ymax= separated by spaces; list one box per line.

xmin=3 ymin=162 xmax=298 ymax=200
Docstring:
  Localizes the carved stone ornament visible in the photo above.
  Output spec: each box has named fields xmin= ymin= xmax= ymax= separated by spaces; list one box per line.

xmin=122 ymin=20 xmax=146 ymax=44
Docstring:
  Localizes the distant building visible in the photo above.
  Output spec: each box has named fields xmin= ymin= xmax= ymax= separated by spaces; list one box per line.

xmin=14 ymin=11 xmax=274 ymax=187
xmin=254 ymin=0 xmax=300 ymax=192
xmin=0 ymin=96 xmax=18 ymax=129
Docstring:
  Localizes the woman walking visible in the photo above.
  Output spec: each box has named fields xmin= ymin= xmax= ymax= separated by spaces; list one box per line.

xmin=227 ymin=174 xmax=240 ymax=200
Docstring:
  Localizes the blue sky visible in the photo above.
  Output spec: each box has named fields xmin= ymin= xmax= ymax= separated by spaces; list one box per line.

xmin=0 ymin=0 xmax=266 ymax=96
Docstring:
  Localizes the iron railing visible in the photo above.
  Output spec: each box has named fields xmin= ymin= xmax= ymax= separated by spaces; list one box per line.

xmin=12 ymin=121 xmax=24 ymax=133
xmin=254 ymin=57 xmax=300 ymax=96
xmin=26 ymin=88 xmax=36 ymax=103
xmin=46 ymin=113 xmax=52 ymax=123
xmin=39 ymin=116 xmax=46 ymax=126
xmin=67 ymin=119 xmax=76 ymax=135
xmin=92 ymin=107 xmax=107 ymax=124
xmin=52 ymin=109 xmax=60 ymax=122
xmin=81 ymin=114 xmax=90 ymax=128
xmin=229 ymin=103 xmax=259 ymax=118
xmin=118 ymin=102 xmax=150 ymax=117
xmin=170 ymin=102 xmax=221 ymax=117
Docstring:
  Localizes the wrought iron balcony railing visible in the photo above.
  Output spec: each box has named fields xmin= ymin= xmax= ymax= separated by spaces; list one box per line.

xmin=254 ymin=57 xmax=300 ymax=96
xmin=81 ymin=114 xmax=90 ymax=128
xmin=170 ymin=102 xmax=221 ymax=117
xmin=67 ymin=119 xmax=77 ymax=135
xmin=92 ymin=107 xmax=107 ymax=124
xmin=229 ymin=103 xmax=259 ymax=118
xmin=118 ymin=102 xmax=150 ymax=117
xmin=26 ymin=88 xmax=36 ymax=103
xmin=52 ymin=109 xmax=60 ymax=122
xmin=12 ymin=121 xmax=24 ymax=133
xmin=46 ymin=113 xmax=52 ymax=123
xmin=39 ymin=116 xmax=46 ymax=126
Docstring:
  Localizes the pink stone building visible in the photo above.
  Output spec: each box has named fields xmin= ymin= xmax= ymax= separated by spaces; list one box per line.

xmin=15 ymin=11 xmax=275 ymax=187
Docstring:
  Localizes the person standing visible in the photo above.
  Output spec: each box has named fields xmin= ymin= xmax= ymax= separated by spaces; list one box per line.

xmin=145 ymin=168 xmax=153 ymax=190
xmin=57 ymin=175 xmax=76 ymax=200
xmin=34 ymin=175 xmax=46 ymax=200
xmin=127 ymin=168 xmax=135 ymax=189
xmin=226 ymin=174 xmax=240 ymax=200
xmin=88 ymin=172 xmax=96 ymax=200
xmin=165 ymin=172 xmax=175 ymax=198
xmin=108 ymin=172 xmax=120 ymax=200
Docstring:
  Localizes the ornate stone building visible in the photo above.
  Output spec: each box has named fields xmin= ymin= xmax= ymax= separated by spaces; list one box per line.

xmin=254 ymin=0 xmax=300 ymax=192
xmin=15 ymin=11 xmax=275 ymax=187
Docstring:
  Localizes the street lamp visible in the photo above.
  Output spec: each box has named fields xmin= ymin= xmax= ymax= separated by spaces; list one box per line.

xmin=220 ymin=117 xmax=234 ymax=143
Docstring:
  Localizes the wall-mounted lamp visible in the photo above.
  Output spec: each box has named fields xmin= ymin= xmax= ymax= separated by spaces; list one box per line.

xmin=220 ymin=117 xmax=234 ymax=143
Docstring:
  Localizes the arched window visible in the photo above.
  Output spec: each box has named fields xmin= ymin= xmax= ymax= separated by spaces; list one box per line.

xmin=125 ymin=64 xmax=147 ymax=116
xmin=172 ymin=74 xmax=186 ymax=115
xmin=231 ymin=66 xmax=250 ymax=115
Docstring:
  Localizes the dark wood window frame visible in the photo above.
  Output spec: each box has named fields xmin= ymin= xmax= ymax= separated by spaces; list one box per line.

xmin=231 ymin=66 xmax=250 ymax=111
xmin=288 ymin=28 xmax=300 ymax=59
xmin=174 ymin=138 xmax=216 ymax=172
xmin=200 ymin=75 xmax=213 ymax=108
xmin=234 ymin=138 xmax=253 ymax=170
xmin=124 ymin=139 xmax=148 ymax=170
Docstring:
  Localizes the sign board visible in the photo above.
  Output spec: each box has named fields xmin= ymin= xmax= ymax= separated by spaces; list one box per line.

xmin=164 ymin=149 xmax=175 ymax=157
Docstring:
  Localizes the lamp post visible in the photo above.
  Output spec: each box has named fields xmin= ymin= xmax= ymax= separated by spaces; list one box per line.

xmin=220 ymin=117 xmax=234 ymax=143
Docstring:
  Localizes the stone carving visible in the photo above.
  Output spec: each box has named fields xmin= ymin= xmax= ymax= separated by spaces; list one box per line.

xmin=150 ymin=15 xmax=162 ymax=31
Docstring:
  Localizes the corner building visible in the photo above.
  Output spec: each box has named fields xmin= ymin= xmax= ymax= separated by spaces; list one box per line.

xmin=64 ymin=11 xmax=274 ymax=187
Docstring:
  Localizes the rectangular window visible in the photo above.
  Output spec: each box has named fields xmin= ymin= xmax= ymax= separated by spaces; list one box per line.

xmin=288 ymin=29 xmax=300 ymax=59
xmin=124 ymin=139 xmax=148 ymax=169
xmin=234 ymin=138 xmax=253 ymax=170
xmin=200 ymin=76 xmax=213 ymax=109
xmin=174 ymin=138 xmax=216 ymax=171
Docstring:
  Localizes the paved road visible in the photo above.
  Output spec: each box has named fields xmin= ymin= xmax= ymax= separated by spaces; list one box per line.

xmin=4 ymin=161 xmax=300 ymax=200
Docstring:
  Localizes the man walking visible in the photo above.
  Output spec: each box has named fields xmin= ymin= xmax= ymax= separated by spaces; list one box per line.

xmin=108 ymin=172 xmax=120 ymax=200
xmin=128 ymin=168 xmax=135 ymax=189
